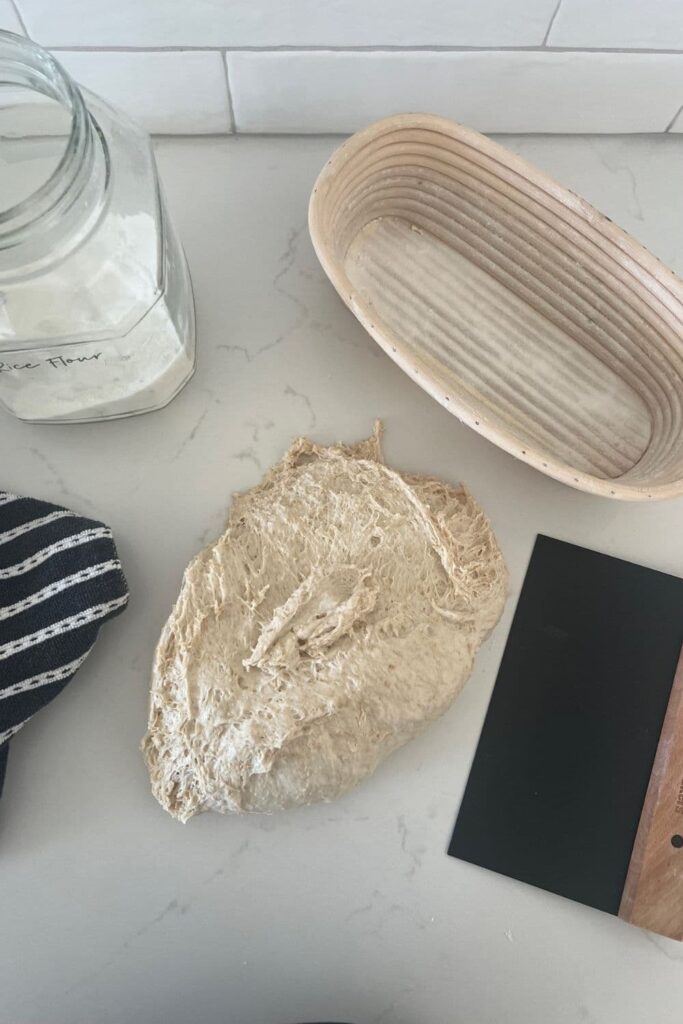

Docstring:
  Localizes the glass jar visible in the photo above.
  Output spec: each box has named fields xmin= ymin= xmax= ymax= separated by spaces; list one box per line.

xmin=0 ymin=31 xmax=196 ymax=423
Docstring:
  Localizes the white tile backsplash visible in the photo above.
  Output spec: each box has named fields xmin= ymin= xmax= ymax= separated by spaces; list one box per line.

xmin=229 ymin=50 xmax=683 ymax=134
xmin=549 ymin=0 xmax=683 ymax=50
xmin=0 ymin=1 xmax=25 ymax=34
xmin=17 ymin=0 xmax=558 ymax=48
xmin=5 ymin=0 xmax=683 ymax=134
xmin=57 ymin=50 xmax=232 ymax=134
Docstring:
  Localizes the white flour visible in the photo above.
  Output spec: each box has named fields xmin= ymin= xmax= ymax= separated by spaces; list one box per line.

xmin=0 ymin=304 xmax=193 ymax=422
xmin=0 ymin=207 xmax=195 ymax=422
xmin=0 ymin=91 xmax=195 ymax=423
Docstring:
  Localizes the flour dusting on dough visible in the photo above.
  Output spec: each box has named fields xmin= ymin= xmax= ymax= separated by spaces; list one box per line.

xmin=142 ymin=424 xmax=507 ymax=821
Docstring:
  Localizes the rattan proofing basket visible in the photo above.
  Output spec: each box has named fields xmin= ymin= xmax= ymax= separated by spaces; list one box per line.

xmin=309 ymin=113 xmax=683 ymax=500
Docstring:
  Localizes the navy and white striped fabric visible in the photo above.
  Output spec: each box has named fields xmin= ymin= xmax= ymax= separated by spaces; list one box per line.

xmin=0 ymin=490 xmax=128 ymax=799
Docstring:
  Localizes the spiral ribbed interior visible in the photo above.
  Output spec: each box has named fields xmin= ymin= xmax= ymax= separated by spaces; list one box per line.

xmin=316 ymin=124 xmax=683 ymax=492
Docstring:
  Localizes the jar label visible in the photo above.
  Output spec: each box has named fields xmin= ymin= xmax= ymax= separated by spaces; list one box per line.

xmin=0 ymin=352 xmax=103 ymax=374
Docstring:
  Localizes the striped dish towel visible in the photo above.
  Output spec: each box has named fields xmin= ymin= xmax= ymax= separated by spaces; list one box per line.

xmin=0 ymin=490 xmax=128 ymax=799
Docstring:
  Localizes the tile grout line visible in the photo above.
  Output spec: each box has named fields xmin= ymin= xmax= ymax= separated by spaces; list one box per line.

xmin=542 ymin=0 xmax=564 ymax=47
xmin=665 ymin=102 xmax=683 ymax=132
xmin=44 ymin=44 xmax=683 ymax=56
xmin=8 ymin=0 xmax=29 ymax=36
xmin=220 ymin=49 xmax=236 ymax=133
xmin=153 ymin=130 xmax=682 ymax=140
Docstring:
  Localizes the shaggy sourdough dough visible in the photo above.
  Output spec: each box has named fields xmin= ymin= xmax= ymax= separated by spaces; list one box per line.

xmin=142 ymin=426 xmax=507 ymax=821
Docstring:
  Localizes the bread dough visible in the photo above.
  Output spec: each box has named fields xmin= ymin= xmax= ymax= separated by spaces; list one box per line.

xmin=142 ymin=425 xmax=507 ymax=820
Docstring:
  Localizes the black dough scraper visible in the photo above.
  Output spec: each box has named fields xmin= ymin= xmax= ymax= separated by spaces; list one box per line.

xmin=450 ymin=535 xmax=683 ymax=941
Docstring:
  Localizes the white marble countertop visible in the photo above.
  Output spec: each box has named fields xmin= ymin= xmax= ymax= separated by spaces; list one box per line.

xmin=2 ymin=133 xmax=683 ymax=1024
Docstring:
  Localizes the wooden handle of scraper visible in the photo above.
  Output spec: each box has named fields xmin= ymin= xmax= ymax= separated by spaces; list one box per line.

xmin=619 ymin=645 xmax=683 ymax=940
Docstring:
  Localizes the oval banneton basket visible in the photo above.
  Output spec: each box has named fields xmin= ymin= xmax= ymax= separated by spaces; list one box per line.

xmin=308 ymin=113 xmax=683 ymax=501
